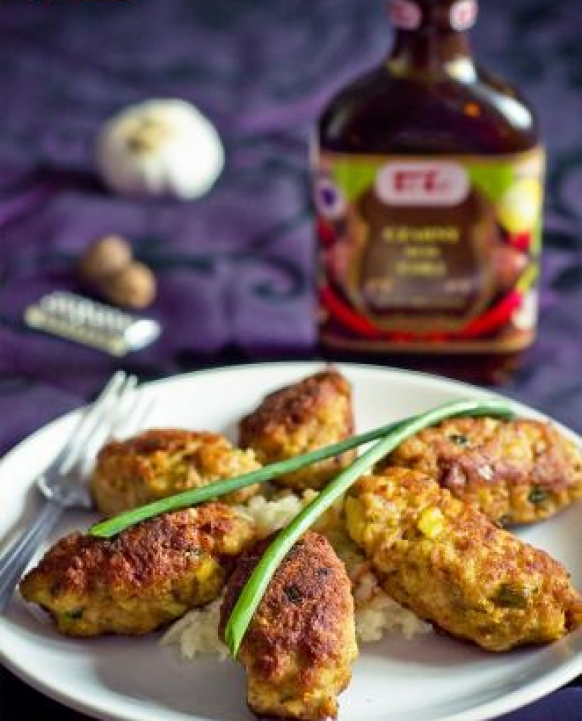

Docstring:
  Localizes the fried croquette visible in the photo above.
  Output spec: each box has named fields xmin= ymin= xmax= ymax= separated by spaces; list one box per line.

xmin=383 ymin=417 xmax=582 ymax=525
xmin=220 ymin=531 xmax=358 ymax=721
xmin=90 ymin=429 xmax=261 ymax=517
xmin=346 ymin=468 xmax=582 ymax=652
xmin=20 ymin=504 xmax=255 ymax=637
xmin=239 ymin=369 xmax=356 ymax=491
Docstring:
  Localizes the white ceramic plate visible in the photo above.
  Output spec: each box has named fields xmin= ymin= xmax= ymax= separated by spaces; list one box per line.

xmin=1 ymin=362 xmax=581 ymax=721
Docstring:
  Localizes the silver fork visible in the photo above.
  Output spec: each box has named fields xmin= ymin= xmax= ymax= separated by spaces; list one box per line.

xmin=0 ymin=370 xmax=152 ymax=612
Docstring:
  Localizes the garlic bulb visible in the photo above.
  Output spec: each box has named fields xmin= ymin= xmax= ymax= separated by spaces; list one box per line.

xmin=96 ymin=99 xmax=225 ymax=200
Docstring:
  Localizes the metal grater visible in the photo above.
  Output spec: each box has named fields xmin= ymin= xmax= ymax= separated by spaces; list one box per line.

xmin=24 ymin=291 xmax=161 ymax=357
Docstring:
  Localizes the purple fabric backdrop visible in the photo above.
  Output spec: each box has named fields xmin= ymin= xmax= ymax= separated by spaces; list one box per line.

xmin=0 ymin=0 xmax=580 ymax=451
xmin=0 ymin=0 xmax=582 ymax=719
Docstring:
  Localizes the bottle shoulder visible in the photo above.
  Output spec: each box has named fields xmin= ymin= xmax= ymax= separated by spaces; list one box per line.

xmin=319 ymin=64 xmax=540 ymax=155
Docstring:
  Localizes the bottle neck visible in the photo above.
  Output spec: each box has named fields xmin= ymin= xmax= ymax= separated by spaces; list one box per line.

xmin=387 ymin=0 xmax=477 ymax=79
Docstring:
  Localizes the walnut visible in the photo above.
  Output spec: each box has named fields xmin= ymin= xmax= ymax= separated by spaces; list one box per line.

xmin=78 ymin=235 xmax=133 ymax=283
xmin=99 ymin=262 xmax=157 ymax=310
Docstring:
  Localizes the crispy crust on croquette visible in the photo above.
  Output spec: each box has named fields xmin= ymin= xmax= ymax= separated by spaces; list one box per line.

xmin=220 ymin=531 xmax=357 ymax=721
xmin=91 ymin=429 xmax=261 ymax=516
xmin=239 ymin=370 xmax=356 ymax=491
xmin=384 ymin=417 xmax=582 ymax=525
xmin=347 ymin=468 xmax=582 ymax=651
xmin=20 ymin=504 xmax=255 ymax=637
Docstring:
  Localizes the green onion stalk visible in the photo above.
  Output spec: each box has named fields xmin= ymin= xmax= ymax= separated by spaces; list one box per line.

xmin=90 ymin=397 xmax=511 ymax=540
xmin=218 ymin=397 xmax=513 ymax=654
xmin=88 ymin=396 xmax=513 ymax=657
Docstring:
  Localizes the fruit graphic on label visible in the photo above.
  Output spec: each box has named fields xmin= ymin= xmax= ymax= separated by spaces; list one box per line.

xmin=491 ymin=243 xmax=528 ymax=294
xmin=497 ymin=178 xmax=542 ymax=234
xmin=314 ymin=177 xmax=346 ymax=220
xmin=506 ymin=230 xmax=533 ymax=253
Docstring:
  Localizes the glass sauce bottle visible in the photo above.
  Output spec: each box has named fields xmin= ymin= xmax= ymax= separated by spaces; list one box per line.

xmin=313 ymin=0 xmax=544 ymax=383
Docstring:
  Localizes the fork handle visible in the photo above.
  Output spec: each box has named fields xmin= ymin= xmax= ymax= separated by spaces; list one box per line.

xmin=0 ymin=501 xmax=64 ymax=613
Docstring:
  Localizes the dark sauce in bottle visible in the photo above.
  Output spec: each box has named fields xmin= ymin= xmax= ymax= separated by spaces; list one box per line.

xmin=313 ymin=0 xmax=544 ymax=383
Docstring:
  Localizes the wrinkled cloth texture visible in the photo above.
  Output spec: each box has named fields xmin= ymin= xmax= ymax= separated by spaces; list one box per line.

xmin=0 ymin=0 xmax=581 ymax=719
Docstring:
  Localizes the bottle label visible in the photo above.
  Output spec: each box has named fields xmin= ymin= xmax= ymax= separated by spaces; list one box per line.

xmin=314 ymin=147 xmax=544 ymax=353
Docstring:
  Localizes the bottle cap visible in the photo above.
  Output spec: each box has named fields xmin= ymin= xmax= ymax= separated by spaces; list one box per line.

xmin=389 ymin=0 xmax=478 ymax=31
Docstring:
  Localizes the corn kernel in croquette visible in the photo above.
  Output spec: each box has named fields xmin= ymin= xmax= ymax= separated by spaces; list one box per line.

xmin=347 ymin=468 xmax=582 ymax=651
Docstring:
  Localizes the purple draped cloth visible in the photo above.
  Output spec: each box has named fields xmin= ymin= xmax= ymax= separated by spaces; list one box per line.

xmin=1 ymin=0 xmax=582 ymax=719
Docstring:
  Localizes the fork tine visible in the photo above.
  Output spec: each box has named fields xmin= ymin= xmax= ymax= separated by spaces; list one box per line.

xmin=133 ymin=396 xmax=156 ymax=434
xmin=77 ymin=375 xmax=141 ymax=465
xmin=103 ymin=375 xmax=139 ymax=439
xmin=121 ymin=395 xmax=156 ymax=438
xmin=106 ymin=386 xmax=153 ymax=441
xmin=82 ymin=383 xmax=155 ymax=480
xmin=58 ymin=372 xmax=134 ymax=475
xmin=47 ymin=371 xmax=127 ymax=473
